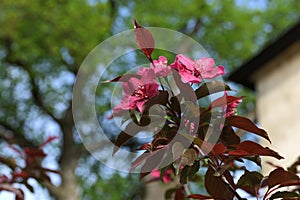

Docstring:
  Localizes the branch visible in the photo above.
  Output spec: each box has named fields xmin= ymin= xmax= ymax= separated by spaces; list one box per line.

xmin=0 ymin=121 xmax=36 ymax=148
xmin=3 ymin=37 xmax=61 ymax=126
xmin=221 ymin=175 xmax=246 ymax=200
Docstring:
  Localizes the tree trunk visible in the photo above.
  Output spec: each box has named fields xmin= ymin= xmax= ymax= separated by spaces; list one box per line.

xmin=48 ymin=106 xmax=81 ymax=200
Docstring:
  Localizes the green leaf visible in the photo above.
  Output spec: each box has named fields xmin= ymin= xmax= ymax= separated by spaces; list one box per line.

xmin=180 ymin=160 xmax=200 ymax=184
xmin=165 ymin=188 xmax=177 ymax=200
xmin=237 ymin=170 xmax=263 ymax=196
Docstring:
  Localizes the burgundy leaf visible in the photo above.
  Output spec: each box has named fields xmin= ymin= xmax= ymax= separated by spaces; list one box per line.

xmin=195 ymin=81 xmax=232 ymax=99
xmin=12 ymin=171 xmax=29 ymax=179
xmin=187 ymin=194 xmax=215 ymax=199
xmin=211 ymin=143 xmax=227 ymax=156
xmin=205 ymin=166 xmax=234 ymax=199
xmin=133 ymin=19 xmax=155 ymax=61
xmin=131 ymin=152 xmax=151 ymax=172
xmin=142 ymin=91 xmax=169 ymax=113
xmin=140 ymin=148 xmax=167 ymax=179
xmin=220 ymin=126 xmax=240 ymax=146
xmin=267 ymin=167 xmax=300 ymax=189
xmin=0 ymin=183 xmax=24 ymax=200
xmin=24 ymin=148 xmax=46 ymax=158
xmin=228 ymin=141 xmax=283 ymax=160
xmin=277 ymin=179 xmax=300 ymax=188
xmin=112 ymin=122 xmax=142 ymax=155
xmin=225 ymin=115 xmax=271 ymax=143
xmin=41 ymin=167 xmax=60 ymax=174
xmin=269 ymin=191 xmax=300 ymax=200
xmin=174 ymin=187 xmax=185 ymax=200
xmin=39 ymin=136 xmax=58 ymax=148
xmin=210 ymin=95 xmax=243 ymax=108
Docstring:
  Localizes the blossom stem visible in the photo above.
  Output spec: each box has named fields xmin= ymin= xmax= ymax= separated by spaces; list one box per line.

xmin=164 ymin=77 xmax=175 ymax=97
xmin=151 ymin=60 xmax=165 ymax=91
xmin=183 ymin=184 xmax=191 ymax=196
xmin=221 ymin=175 xmax=245 ymax=200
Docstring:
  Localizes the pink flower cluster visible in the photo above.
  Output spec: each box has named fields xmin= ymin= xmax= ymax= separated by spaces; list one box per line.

xmin=114 ymin=55 xmax=225 ymax=113
xmin=170 ymin=54 xmax=225 ymax=83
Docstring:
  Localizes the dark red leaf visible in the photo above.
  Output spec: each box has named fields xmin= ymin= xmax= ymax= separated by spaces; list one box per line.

xmin=187 ymin=194 xmax=215 ymax=199
xmin=195 ymin=81 xmax=232 ymax=99
xmin=112 ymin=122 xmax=142 ymax=155
xmin=137 ymin=143 xmax=152 ymax=151
xmin=211 ymin=143 xmax=227 ymax=156
xmin=228 ymin=141 xmax=283 ymax=160
xmin=12 ymin=171 xmax=29 ymax=179
xmin=225 ymin=115 xmax=271 ymax=143
xmin=41 ymin=167 xmax=60 ymax=174
xmin=39 ymin=136 xmax=58 ymax=148
xmin=142 ymin=91 xmax=169 ymax=113
xmin=131 ymin=152 xmax=151 ymax=172
xmin=277 ymin=179 xmax=300 ymax=188
xmin=267 ymin=167 xmax=300 ymax=189
xmin=220 ymin=126 xmax=240 ymax=146
xmin=133 ymin=19 xmax=155 ymax=61
xmin=174 ymin=187 xmax=185 ymax=200
xmin=0 ymin=183 xmax=24 ymax=200
xmin=269 ymin=191 xmax=300 ymax=200
xmin=140 ymin=148 xmax=167 ymax=179
xmin=24 ymin=148 xmax=46 ymax=158
xmin=210 ymin=95 xmax=243 ymax=108
xmin=205 ymin=166 xmax=234 ymax=199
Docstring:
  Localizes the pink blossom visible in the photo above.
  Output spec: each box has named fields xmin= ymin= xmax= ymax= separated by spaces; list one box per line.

xmin=114 ymin=69 xmax=159 ymax=113
xmin=150 ymin=168 xmax=173 ymax=183
xmin=184 ymin=119 xmax=195 ymax=134
xmin=224 ymin=94 xmax=243 ymax=117
xmin=170 ymin=54 xmax=225 ymax=83
xmin=151 ymin=56 xmax=171 ymax=77
xmin=138 ymin=56 xmax=171 ymax=77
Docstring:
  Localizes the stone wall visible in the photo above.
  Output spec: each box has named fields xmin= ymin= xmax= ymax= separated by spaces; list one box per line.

xmin=252 ymin=40 xmax=300 ymax=173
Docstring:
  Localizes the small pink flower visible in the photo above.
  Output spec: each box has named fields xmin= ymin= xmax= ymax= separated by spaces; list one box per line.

xmin=114 ymin=69 xmax=159 ymax=113
xmin=151 ymin=168 xmax=173 ymax=183
xmin=151 ymin=56 xmax=171 ymax=77
xmin=170 ymin=54 xmax=225 ymax=83
xmin=224 ymin=93 xmax=243 ymax=117
xmin=138 ymin=56 xmax=171 ymax=78
xmin=184 ymin=119 xmax=195 ymax=134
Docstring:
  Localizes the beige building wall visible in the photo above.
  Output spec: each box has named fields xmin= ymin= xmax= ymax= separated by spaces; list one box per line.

xmin=252 ymin=40 xmax=300 ymax=173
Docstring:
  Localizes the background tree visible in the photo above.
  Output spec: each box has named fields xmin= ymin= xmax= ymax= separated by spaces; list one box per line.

xmin=0 ymin=0 xmax=300 ymax=199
